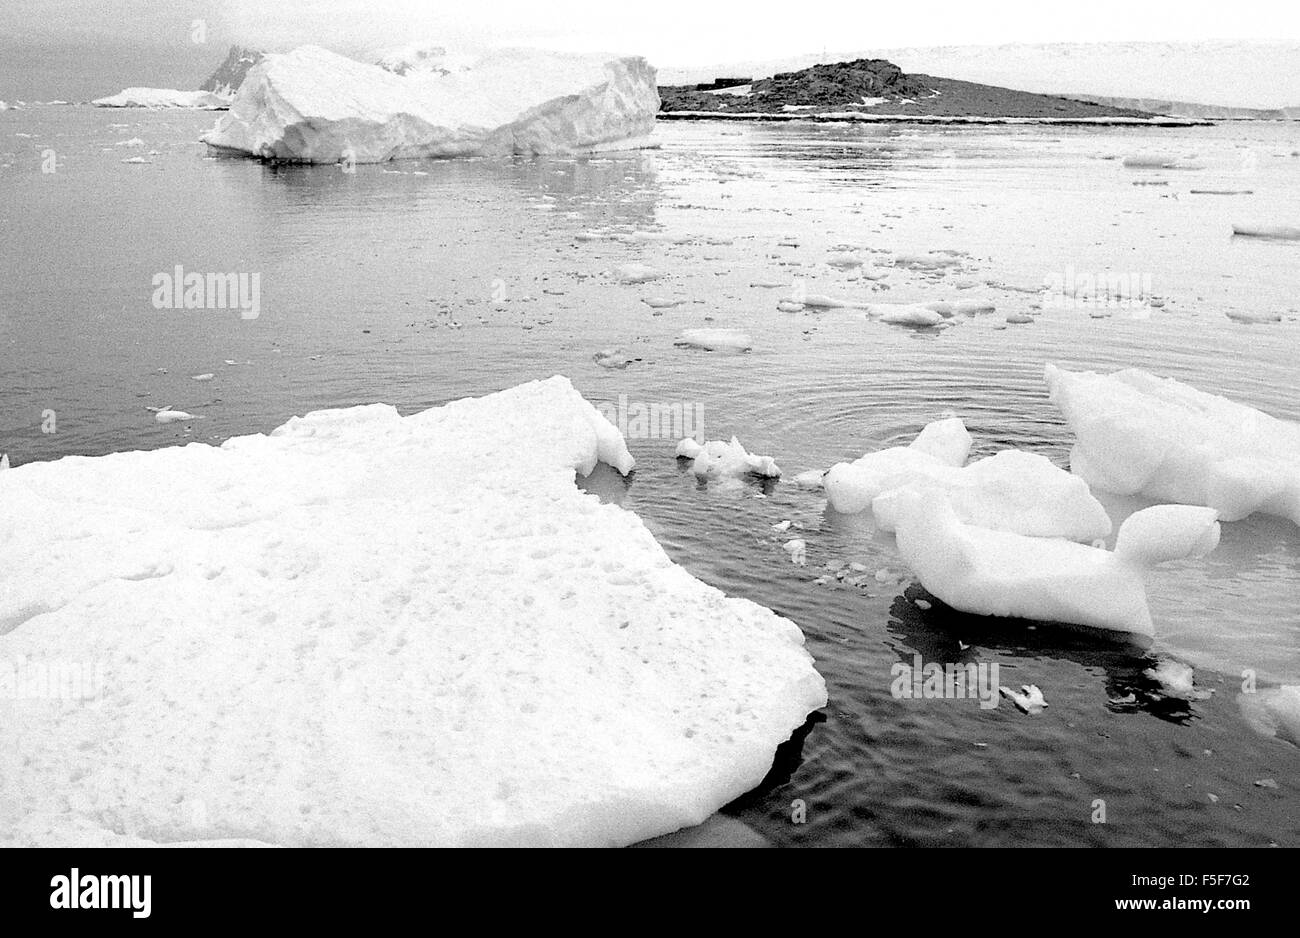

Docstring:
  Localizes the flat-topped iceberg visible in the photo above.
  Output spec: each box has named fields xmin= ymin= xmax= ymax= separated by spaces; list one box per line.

xmin=201 ymin=45 xmax=660 ymax=163
xmin=93 ymin=88 xmax=230 ymax=109
xmin=1046 ymin=364 xmax=1300 ymax=526
xmin=891 ymin=494 xmax=1220 ymax=635
xmin=0 ymin=376 xmax=825 ymax=847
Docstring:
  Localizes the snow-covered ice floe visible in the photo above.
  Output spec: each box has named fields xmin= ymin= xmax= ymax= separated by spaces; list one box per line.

xmin=891 ymin=494 xmax=1220 ymax=635
xmin=677 ymin=437 xmax=780 ymax=480
xmin=0 ymin=376 xmax=826 ymax=846
xmin=93 ymin=88 xmax=230 ymax=109
xmin=201 ymin=45 xmax=660 ymax=162
xmin=1046 ymin=364 xmax=1300 ymax=527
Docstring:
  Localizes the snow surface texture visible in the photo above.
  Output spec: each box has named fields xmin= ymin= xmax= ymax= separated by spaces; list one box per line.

xmin=93 ymin=88 xmax=230 ymax=109
xmin=201 ymin=45 xmax=660 ymax=163
xmin=0 ymin=376 xmax=826 ymax=847
xmin=891 ymin=493 xmax=1220 ymax=635
xmin=1046 ymin=364 xmax=1300 ymax=527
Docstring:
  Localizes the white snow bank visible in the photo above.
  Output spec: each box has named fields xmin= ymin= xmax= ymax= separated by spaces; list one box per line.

xmin=1046 ymin=364 xmax=1300 ymax=526
xmin=0 ymin=376 xmax=825 ymax=847
xmin=891 ymin=493 xmax=1220 ymax=635
xmin=823 ymin=417 xmax=972 ymax=514
xmin=871 ymin=449 xmax=1113 ymax=542
xmin=677 ymin=437 xmax=781 ymax=480
xmin=93 ymin=88 xmax=230 ymax=109
xmin=201 ymin=45 xmax=659 ymax=162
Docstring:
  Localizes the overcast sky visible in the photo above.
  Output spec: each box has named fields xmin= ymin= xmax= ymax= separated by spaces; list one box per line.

xmin=1 ymin=1 xmax=1297 ymax=63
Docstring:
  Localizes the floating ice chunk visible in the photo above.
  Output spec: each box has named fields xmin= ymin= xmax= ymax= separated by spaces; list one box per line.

xmin=890 ymin=493 xmax=1220 ymax=635
xmin=201 ymin=46 xmax=659 ymax=162
xmin=824 ymin=418 xmax=971 ymax=514
xmin=1046 ymin=363 xmax=1300 ymax=526
xmin=642 ymin=296 xmax=682 ymax=309
xmin=1112 ymin=504 xmax=1221 ymax=564
xmin=115 ymin=137 xmax=146 ymax=147
xmin=999 ymin=684 xmax=1048 ymax=714
xmin=120 ymin=157 xmax=152 ymax=164
xmin=94 ymin=88 xmax=230 ymax=109
xmin=1230 ymin=223 xmax=1300 ymax=240
xmin=1005 ymin=313 xmax=1034 ymax=324
xmin=776 ymin=300 xmax=805 ymax=313
xmin=613 ymin=262 xmax=664 ymax=283
xmin=1225 ymin=309 xmax=1282 ymax=324
xmin=1121 ymin=154 xmax=1180 ymax=168
xmin=0 ymin=454 xmax=8 ymax=471
xmin=793 ymin=469 xmax=824 ymax=489
xmin=678 ymin=436 xmax=780 ymax=480
xmin=792 ymin=293 xmax=869 ymax=310
xmin=783 ymin=539 xmax=807 ymax=565
xmin=0 ymin=376 xmax=825 ymax=846
xmin=153 ymin=408 xmax=199 ymax=423
xmin=825 ymin=252 xmax=863 ymax=269
xmin=1143 ymin=660 xmax=1206 ymax=700
xmin=674 ymin=329 xmax=752 ymax=352
xmin=867 ymin=303 xmax=946 ymax=327
xmin=1238 ymin=687 xmax=1300 ymax=746
xmin=872 ymin=450 xmax=1113 ymax=542
xmin=593 ymin=348 xmax=638 ymax=369
xmin=929 ymin=299 xmax=995 ymax=315
xmin=191 ymin=373 xmax=215 ymax=381
xmin=893 ymin=253 xmax=961 ymax=271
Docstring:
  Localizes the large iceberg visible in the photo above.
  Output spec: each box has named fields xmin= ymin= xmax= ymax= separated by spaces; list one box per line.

xmin=201 ymin=45 xmax=660 ymax=163
xmin=1046 ymin=364 xmax=1300 ymax=526
xmin=891 ymin=493 xmax=1220 ymax=635
xmin=93 ymin=88 xmax=231 ymax=109
xmin=0 ymin=376 xmax=825 ymax=847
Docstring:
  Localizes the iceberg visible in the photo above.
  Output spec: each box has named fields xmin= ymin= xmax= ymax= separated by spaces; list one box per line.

xmin=201 ymin=45 xmax=660 ymax=163
xmin=890 ymin=493 xmax=1220 ymax=635
xmin=0 ymin=376 xmax=825 ymax=847
xmin=93 ymin=88 xmax=230 ymax=109
xmin=1046 ymin=364 xmax=1300 ymax=526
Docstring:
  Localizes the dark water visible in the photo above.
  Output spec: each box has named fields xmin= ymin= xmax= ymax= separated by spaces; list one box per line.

xmin=2 ymin=107 xmax=1298 ymax=846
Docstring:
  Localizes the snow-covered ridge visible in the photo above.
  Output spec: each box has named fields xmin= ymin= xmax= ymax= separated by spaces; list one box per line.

xmin=92 ymin=88 xmax=231 ymax=109
xmin=0 ymin=376 xmax=825 ymax=847
xmin=201 ymin=45 xmax=660 ymax=163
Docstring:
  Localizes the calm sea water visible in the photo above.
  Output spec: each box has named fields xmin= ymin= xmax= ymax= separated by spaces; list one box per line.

xmin=2 ymin=106 xmax=1298 ymax=846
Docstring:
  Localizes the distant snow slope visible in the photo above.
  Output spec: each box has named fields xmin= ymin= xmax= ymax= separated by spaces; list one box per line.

xmin=92 ymin=87 xmax=230 ymax=109
xmin=659 ymin=42 xmax=1300 ymax=111
xmin=203 ymin=45 xmax=660 ymax=162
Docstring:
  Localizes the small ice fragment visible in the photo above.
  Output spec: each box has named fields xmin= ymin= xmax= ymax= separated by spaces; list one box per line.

xmin=613 ymin=263 xmax=664 ymax=284
xmin=782 ymin=539 xmax=807 ymax=565
xmin=771 ymin=520 xmax=792 ymax=532
xmin=191 ymin=373 xmax=215 ymax=381
xmin=1000 ymin=684 xmax=1048 ymax=714
xmin=1143 ymin=660 xmax=1205 ymax=700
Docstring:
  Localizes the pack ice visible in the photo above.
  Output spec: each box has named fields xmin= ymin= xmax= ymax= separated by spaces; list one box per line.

xmin=1046 ymin=364 xmax=1300 ymax=526
xmin=201 ymin=45 xmax=660 ymax=163
xmin=891 ymin=495 xmax=1221 ymax=635
xmin=0 ymin=377 xmax=826 ymax=847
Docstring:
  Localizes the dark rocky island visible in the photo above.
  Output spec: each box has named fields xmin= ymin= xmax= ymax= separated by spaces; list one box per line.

xmin=658 ymin=58 xmax=1207 ymax=125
